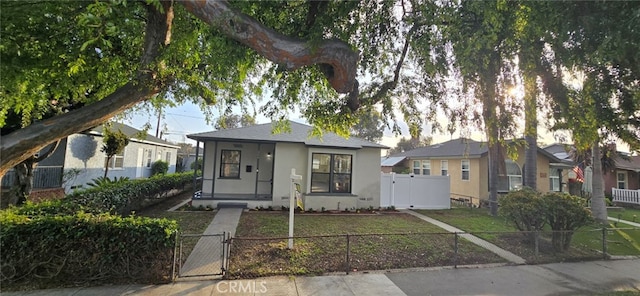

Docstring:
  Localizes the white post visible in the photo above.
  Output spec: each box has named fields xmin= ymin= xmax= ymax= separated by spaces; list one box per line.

xmin=288 ymin=168 xmax=302 ymax=249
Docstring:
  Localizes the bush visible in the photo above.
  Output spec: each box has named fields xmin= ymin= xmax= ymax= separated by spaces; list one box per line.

xmin=64 ymin=172 xmax=194 ymax=215
xmin=500 ymin=189 xmax=593 ymax=252
xmin=0 ymin=210 xmax=178 ymax=289
xmin=151 ymin=160 xmax=169 ymax=176
xmin=500 ymin=188 xmax=546 ymax=238
xmin=542 ymin=192 xmax=593 ymax=251
xmin=86 ymin=176 xmax=130 ymax=188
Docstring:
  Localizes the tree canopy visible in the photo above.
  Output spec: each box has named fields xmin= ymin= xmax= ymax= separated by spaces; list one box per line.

xmin=1 ymin=0 xmax=639 ymax=187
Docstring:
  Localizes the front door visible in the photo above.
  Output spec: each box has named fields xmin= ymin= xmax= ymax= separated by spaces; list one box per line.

xmin=136 ymin=148 xmax=144 ymax=178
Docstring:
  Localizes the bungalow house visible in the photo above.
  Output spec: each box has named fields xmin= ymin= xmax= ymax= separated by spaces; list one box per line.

xmin=382 ymin=138 xmax=571 ymax=205
xmin=1 ymin=123 xmax=180 ymax=194
xmin=186 ymin=121 xmax=387 ymax=210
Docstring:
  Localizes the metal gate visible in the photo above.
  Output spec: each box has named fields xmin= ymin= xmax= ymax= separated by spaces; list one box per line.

xmin=175 ymin=232 xmax=230 ymax=278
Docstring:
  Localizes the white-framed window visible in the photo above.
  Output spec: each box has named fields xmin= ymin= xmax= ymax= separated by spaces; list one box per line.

xmin=461 ymin=159 xmax=470 ymax=180
xmin=617 ymin=171 xmax=627 ymax=189
xmin=145 ymin=149 xmax=152 ymax=167
xmin=413 ymin=160 xmax=421 ymax=175
xmin=441 ymin=160 xmax=448 ymax=176
xmin=498 ymin=160 xmax=522 ymax=192
xmin=311 ymin=153 xmax=352 ymax=193
xmin=165 ymin=151 xmax=171 ymax=162
xmin=549 ymin=168 xmax=560 ymax=192
xmin=105 ymin=151 xmax=125 ymax=169
xmin=220 ymin=150 xmax=241 ymax=178
xmin=422 ymin=160 xmax=431 ymax=175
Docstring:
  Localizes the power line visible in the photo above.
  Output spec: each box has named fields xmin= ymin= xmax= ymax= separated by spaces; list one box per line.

xmin=165 ymin=112 xmax=207 ymax=120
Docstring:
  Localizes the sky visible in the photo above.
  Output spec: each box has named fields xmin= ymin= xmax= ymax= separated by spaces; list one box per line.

xmin=122 ymin=98 xmax=567 ymax=153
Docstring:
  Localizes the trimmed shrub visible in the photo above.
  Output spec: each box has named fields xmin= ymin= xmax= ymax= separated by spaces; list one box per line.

xmin=542 ymin=192 xmax=593 ymax=251
xmin=500 ymin=187 xmax=546 ymax=239
xmin=151 ymin=160 xmax=169 ymax=176
xmin=0 ymin=210 xmax=178 ymax=289
xmin=64 ymin=172 xmax=194 ymax=215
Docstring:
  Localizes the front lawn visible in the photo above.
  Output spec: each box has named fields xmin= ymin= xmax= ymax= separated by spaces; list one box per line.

xmin=227 ymin=212 xmax=506 ymax=278
xmin=415 ymin=207 xmax=640 ymax=262
xmin=609 ymin=207 xmax=640 ymax=224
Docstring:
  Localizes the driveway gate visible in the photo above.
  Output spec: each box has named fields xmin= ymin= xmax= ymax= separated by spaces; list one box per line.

xmin=175 ymin=232 xmax=230 ymax=278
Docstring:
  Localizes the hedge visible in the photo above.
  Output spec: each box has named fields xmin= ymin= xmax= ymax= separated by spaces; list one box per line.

xmin=0 ymin=210 xmax=179 ymax=289
xmin=63 ymin=172 xmax=194 ymax=215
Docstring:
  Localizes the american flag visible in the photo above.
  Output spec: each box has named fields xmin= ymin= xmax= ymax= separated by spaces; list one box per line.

xmin=573 ymin=166 xmax=584 ymax=183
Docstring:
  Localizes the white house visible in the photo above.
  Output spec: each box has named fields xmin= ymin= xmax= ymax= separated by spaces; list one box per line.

xmin=187 ymin=121 xmax=387 ymax=210
xmin=63 ymin=123 xmax=179 ymax=191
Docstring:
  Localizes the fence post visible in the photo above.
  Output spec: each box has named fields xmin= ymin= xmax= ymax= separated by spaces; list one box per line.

xmin=534 ymin=230 xmax=539 ymax=259
xmin=346 ymin=234 xmax=351 ymax=274
xmin=172 ymin=232 xmax=179 ymax=281
xmin=602 ymin=227 xmax=608 ymax=260
xmin=454 ymin=232 xmax=458 ymax=268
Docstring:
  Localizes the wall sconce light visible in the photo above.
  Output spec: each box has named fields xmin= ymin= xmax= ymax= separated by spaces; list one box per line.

xmin=266 ymin=152 xmax=272 ymax=158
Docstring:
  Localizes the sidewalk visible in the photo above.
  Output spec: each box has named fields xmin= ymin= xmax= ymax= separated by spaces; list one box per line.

xmin=608 ymin=216 xmax=640 ymax=228
xmin=179 ymin=208 xmax=243 ymax=278
xmin=401 ymin=209 xmax=527 ymax=264
xmin=3 ymin=259 xmax=638 ymax=295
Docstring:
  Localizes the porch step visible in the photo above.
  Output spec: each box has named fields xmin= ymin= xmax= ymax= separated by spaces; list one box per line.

xmin=216 ymin=202 xmax=248 ymax=209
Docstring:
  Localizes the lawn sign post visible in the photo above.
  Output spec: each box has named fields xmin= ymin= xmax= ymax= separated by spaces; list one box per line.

xmin=289 ymin=168 xmax=302 ymax=249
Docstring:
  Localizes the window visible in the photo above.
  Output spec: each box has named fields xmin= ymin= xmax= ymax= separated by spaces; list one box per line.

xmin=104 ymin=151 xmax=125 ymax=169
xmin=441 ymin=160 xmax=448 ymax=176
xmin=165 ymin=152 xmax=171 ymax=162
xmin=498 ymin=160 xmax=522 ymax=192
xmin=311 ymin=153 xmax=352 ymax=193
xmin=422 ymin=160 xmax=431 ymax=175
xmin=145 ymin=149 xmax=152 ymax=167
xmin=549 ymin=168 xmax=560 ymax=191
xmin=461 ymin=160 xmax=470 ymax=180
xmin=617 ymin=171 xmax=627 ymax=189
xmin=413 ymin=160 xmax=421 ymax=174
xmin=220 ymin=150 xmax=241 ymax=178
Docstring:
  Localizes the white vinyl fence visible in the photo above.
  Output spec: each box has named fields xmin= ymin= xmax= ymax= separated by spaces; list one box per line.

xmin=381 ymin=173 xmax=450 ymax=209
xmin=612 ymin=188 xmax=640 ymax=205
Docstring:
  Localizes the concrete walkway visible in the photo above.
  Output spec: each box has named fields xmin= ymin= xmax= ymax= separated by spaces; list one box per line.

xmin=179 ymin=208 xmax=243 ymax=278
xmin=3 ymin=259 xmax=638 ymax=295
xmin=401 ymin=209 xmax=527 ymax=265
xmin=608 ymin=216 xmax=640 ymax=228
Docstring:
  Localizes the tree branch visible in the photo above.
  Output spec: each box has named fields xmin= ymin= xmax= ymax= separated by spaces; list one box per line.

xmin=180 ymin=0 xmax=358 ymax=94
xmin=0 ymin=2 xmax=173 ymax=176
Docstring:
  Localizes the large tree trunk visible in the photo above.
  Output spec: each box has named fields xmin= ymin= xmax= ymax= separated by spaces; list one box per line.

xmin=591 ymin=143 xmax=608 ymax=223
xmin=0 ymin=0 xmax=360 ymax=177
xmin=523 ymin=74 xmax=538 ymax=190
xmin=10 ymin=140 xmax=61 ymax=206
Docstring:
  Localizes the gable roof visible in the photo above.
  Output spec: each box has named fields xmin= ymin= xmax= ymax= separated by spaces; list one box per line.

xmin=88 ymin=122 xmax=178 ymax=149
xmin=389 ymin=138 xmax=565 ymax=163
xmin=381 ymin=156 xmax=406 ymax=166
xmin=187 ymin=121 xmax=387 ymax=149
xmin=391 ymin=138 xmax=488 ymax=158
xmin=614 ymin=155 xmax=640 ymax=172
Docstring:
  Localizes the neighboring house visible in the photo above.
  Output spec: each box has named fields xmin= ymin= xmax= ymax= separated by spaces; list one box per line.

xmin=62 ymin=123 xmax=179 ymax=191
xmin=187 ymin=121 xmax=387 ymax=210
xmin=2 ymin=123 xmax=179 ymax=193
xmin=381 ymin=138 xmax=571 ymax=205
xmin=543 ymin=143 xmax=640 ymax=196
xmin=606 ymin=154 xmax=640 ymax=196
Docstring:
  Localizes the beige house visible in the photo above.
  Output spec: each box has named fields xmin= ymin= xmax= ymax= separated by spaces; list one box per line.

xmin=187 ymin=122 xmax=387 ymax=210
xmin=382 ymin=138 xmax=571 ymax=205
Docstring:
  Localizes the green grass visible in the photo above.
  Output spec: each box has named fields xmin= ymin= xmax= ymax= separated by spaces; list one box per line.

xmin=416 ymin=207 xmax=640 ymax=261
xmin=227 ymin=212 xmax=505 ymax=278
xmin=609 ymin=207 xmax=640 ymax=224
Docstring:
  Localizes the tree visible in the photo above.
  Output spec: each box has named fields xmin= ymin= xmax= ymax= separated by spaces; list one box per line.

xmin=214 ymin=114 xmax=256 ymax=130
xmin=388 ymin=136 xmax=432 ymax=155
xmin=100 ymin=127 xmax=129 ymax=178
xmin=350 ymin=106 xmax=385 ymax=142
xmin=10 ymin=141 xmax=61 ymax=206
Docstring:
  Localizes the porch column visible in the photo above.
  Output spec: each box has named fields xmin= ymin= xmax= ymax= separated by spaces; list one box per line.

xmin=212 ymin=141 xmax=218 ymax=198
xmin=193 ymin=140 xmax=200 ymax=192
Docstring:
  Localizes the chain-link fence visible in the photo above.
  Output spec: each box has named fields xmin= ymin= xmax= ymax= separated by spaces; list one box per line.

xmin=225 ymin=227 xmax=640 ymax=279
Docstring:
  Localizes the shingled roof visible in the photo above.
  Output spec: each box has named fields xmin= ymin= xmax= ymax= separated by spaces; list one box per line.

xmin=187 ymin=121 xmax=387 ymax=149
xmin=88 ymin=122 xmax=178 ymax=148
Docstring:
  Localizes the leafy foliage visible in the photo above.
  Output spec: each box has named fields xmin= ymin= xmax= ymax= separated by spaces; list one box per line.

xmin=100 ymin=126 xmax=129 ymax=178
xmin=151 ymin=160 xmax=169 ymax=176
xmin=388 ymin=136 xmax=432 ymax=155
xmin=0 ymin=209 xmax=178 ymax=289
xmin=501 ymin=189 xmax=593 ymax=251
xmin=68 ymin=172 xmax=193 ymax=215
xmin=350 ymin=106 xmax=385 ymax=142
xmin=86 ymin=176 xmax=131 ymax=188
